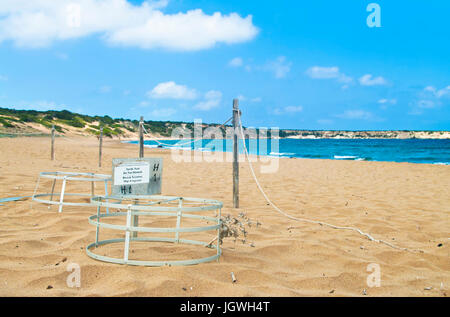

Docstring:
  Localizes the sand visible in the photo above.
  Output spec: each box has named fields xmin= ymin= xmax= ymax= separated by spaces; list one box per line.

xmin=0 ymin=136 xmax=448 ymax=297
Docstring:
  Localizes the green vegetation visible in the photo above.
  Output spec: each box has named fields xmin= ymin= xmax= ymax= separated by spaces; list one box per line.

xmin=0 ymin=117 xmax=15 ymax=128
xmin=0 ymin=106 xmax=448 ymax=139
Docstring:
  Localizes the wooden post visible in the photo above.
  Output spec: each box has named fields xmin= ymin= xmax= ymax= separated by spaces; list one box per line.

xmin=135 ymin=117 xmax=144 ymax=237
xmin=51 ymin=124 xmax=55 ymax=161
xmin=139 ymin=116 xmax=144 ymax=158
xmin=98 ymin=127 xmax=103 ymax=168
xmin=232 ymin=99 xmax=239 ymax=208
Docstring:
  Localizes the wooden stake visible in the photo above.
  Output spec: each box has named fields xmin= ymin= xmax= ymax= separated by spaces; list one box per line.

xmin=232 ymin=99 xmax=239 ymax=208
xmin=98 ymin=127 xmax=103 ymax=167
xmin=231 ymin=272 xmax=237 ymax=283
xmin=139 ymin=116 xmax=144 ymax=158
xmin=51 ymin=124 xmax=55 ymax=161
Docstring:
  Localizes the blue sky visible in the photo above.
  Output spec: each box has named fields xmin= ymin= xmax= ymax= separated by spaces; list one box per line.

xmin=0 ymin=0 xmax=449 ymax=130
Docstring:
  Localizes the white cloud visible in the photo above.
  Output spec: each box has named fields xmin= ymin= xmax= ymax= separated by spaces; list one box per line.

xmin=148 ymin=81 xmax=197 ymax=100
xmin=408 ymin=100 xmax=436 ymax=116
xmin=194 ymin=90 xmax=222 ymax=110
xmin=317 ymin=119 xmax=333 ymax=125
xmin=0 ymin=75 xmax=8 ymax=81
xmin=250 ymin=97 xmax=262 ymax=103
xmin=284 ymin=106 xmax=303 ymax=113
xmin=305 ymin=66 xmax=353 ymax=88
xmin=359 ymin=74 xmax=387 ymax=86
xmin=273 ymin=105 xmax=303 ymax=115
xmin=150 ymin=107 xmax=176 ymax=118
xmin=0 ymin=0 xmax=259 ymax=51
xmin=378 ymin=98 xmax=397 ymax=104
xmin=55 ymin=52 xmax=68 ymax=60
xmin=229 ymin=57 xmax=243 ymax=67
xmin=306 ymin=66 xmax=340 ymax=79
xmin=424 ymin=85 xmax=450 ymax=98
xmin=266 ymin=56 xmax=291 ymax=79
xmin=335 ymin=110 xmax=378 ymax=121
xmin=378 ymin=98 xmax=397 ymax=109
xmin=409 ymin=85 xmax=449 ymax=115
xmin=99 ymin=85 xmax=111 ymax=93
xmin=9 ymin=100 xmax=67 ymax=111
xmin=417 ymin=100 xmax=435 ymax=109
xmin=138 ymin=101 xmax=150 ymax=107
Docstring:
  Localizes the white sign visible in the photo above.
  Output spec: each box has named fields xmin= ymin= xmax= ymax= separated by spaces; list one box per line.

xmin=113 ymin=163 xmax=150 ymax=186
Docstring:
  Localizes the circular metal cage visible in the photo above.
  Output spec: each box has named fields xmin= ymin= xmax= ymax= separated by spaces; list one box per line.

xmin=86 ymin=195 xmax=223 ymax=266
xmin=32 ymin=171 xmax=111 ymax=213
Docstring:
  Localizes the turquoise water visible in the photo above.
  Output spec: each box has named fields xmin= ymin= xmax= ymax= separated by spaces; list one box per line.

xmin=129 ymin=138 xmax=450 ymax=165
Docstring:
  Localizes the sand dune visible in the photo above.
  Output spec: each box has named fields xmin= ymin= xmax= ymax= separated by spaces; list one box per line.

xmin=0 ymin=136 xmax=448 ymax=296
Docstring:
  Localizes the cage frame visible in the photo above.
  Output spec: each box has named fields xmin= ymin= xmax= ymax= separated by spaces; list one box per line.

xmin=32 ymin=171 xmax=111 ymax=213
xmin=86 ymin=195 xmax=223 ymax=266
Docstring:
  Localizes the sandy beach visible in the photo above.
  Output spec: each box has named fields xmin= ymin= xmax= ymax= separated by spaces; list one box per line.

xmin=0 ymin=136 xmax=448 ymax=297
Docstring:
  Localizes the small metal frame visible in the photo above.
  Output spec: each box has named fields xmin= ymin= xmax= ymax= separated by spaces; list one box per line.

xmin=32 ymin=171 xmax=111 ymax=213
xmin=86 ymin=195 xmax=223 ymax=266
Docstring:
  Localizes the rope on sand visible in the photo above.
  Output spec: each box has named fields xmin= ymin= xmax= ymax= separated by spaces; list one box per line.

xmin=237 ymin=113 xmax=420 ymax=253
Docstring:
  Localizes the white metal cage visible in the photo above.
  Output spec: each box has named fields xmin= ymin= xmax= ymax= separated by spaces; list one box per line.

xmin=86 ymin=195 xmax=223 ymax=266
xmin=32 ymin=171 xmax=111 ymax=213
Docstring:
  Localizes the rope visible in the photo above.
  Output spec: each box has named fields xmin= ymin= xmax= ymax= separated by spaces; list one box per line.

xmin=237 ymin=113 xmax=419 ymax=253
xmin=141 ymin=124 xmax=200 ymax=147
xmin=140 ymin=117 xmax=233 ymax=148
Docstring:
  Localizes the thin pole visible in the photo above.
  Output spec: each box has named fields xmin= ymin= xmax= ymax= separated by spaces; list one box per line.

xmin=139 ymin=116 xmax=144 ymax=158
xmin=51 ymin=124 xmax=55 ymax=160
xmin=50 ymin=179 xmax=56 ymax=201
xmin=58 ymin=176 xmax=67 ymax=213
xmin=124 ymin=205 xmax=132 ymax=262
xmin=232 ymin=99 xmax=239 ymax=208
xmin=98 ymin=127 xmax=103 ymax=167
xmin=175 ymin=198 xmax=183 ymax=243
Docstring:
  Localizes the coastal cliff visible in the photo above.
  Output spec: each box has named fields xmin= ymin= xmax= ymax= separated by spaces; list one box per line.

xmin=1 ymin=107 xmax=449 ymax=139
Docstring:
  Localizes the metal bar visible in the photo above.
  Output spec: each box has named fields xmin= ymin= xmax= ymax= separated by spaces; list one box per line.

xmin=132 ymin=199 xmax=139 ymax=238
xmin=95 ymin=205 xmax=100 ymax=246
xmin=123 ymin=205 xmax=132 ymax=262
xmin=232 ymin=98 xmax=239 ymax=208
xmin=58 ymin=176 xmax=67 ymax=213
xmin=86 ymin=237 xmax=221 ymax=267
xmin=175 ymin=198 xmax=183 ymax=242
xmin=50 ymin=178 xmax=56 ymax=201
xmin=104 ymin=180 xmax=109 ymax=214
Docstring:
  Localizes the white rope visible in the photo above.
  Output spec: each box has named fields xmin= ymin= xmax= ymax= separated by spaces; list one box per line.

xmin=141 ymin=124 xmax=201 ymax=147
xmin=237 ymin=114 xmax=419 ymax=253
xmin=140 ymin=117 xmax=233 ymax=148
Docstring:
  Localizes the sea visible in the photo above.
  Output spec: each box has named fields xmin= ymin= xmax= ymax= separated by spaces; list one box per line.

xmin=128 ymin=138 xmax=450 ymax=165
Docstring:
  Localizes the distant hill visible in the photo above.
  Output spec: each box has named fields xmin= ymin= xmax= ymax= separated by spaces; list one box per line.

xmin=0 ymin=107 xmax=217 ymax=139
xmin=0 ymin=107 xmax=449 ymax=139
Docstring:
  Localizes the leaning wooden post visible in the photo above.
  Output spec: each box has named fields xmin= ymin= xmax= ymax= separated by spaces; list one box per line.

xmin=51 ymin=124 xmax=55 ymax=160
xmin=98 ymin=127 xmax=103 ymax=168
xmin=232 ymin=99 xmax=239 ymax=208
xmin=134 ymin=116 xmax=144 ymax=237
xmin=139 ymin=116 xmax=144 ymax=158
